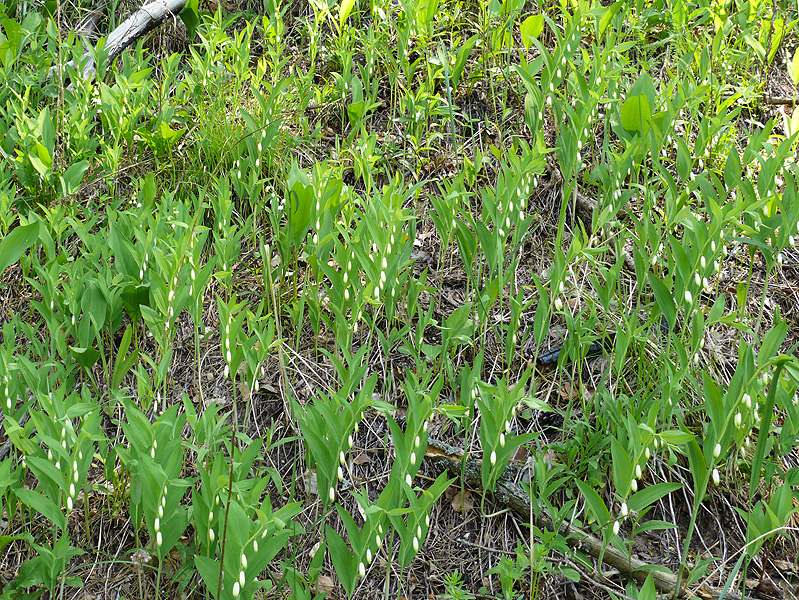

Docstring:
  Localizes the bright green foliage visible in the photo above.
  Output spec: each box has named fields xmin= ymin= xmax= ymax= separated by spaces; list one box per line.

xmin=0 ymin=0 xmax=799 ymax=598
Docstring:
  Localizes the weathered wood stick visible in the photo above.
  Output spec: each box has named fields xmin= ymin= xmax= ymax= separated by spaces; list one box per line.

xmin=62 ymin=0 xmax=188 ymax=81
xmin=425 ymin=438 xmax=682 ymax=594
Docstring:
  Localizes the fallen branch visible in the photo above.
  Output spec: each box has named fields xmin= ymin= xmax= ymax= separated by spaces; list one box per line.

xmin=424 ymin=439 xmax=753 ymax=600
xmin=61 ymin=0 xmax=188 ymax=82
xmin=425 ymin=438 xmax=680 ymax=594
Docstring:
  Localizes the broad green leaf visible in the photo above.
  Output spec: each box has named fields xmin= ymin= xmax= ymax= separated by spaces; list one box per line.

xmin=790 ymin=47 xmax=799 ymax=86
xmin=742 ymin=34 xmax=765 ymax=62
xmin=675 ymin=136 xmax=692 ymax=181
xmin=723 ymin=147 xmax=741 ymax=190
xmin=141 ymin=172 xmax=158 ymax=209
xmin=646 ymin=271 xmax=676 ymax=332
xmin=520 ymin=15 xmax=543 ymax=50
xmin=0 ymin=533 xmax=33 ymax=553
xmin=628 ymin=72 xmax=656 ymax=111
xmin=610 ymin=437 xmax=633 ymax=495
xmin=758 ymin=309 xmax=788 ymax=364
xmin=327 ymin=525 xmax=358 ymax=596
xmin=0 ymin=18 xmax=24 ymax=68
xmin=82 ymin=279 xmax=108 ymax=331
xmin=702 ymin=373 xmax=725 ymax=442
xmin=59 ymin=160 xmax=89 ymax=196
xmin=766 ymin=17 xmax=784 ymax=64
xmin=112 ymin=325 xmax=139 ymax=389
xmin=347 ymin=100 xmax=365 ymax=126
xmin=639 ymin=574 xmax=658 ymax=600
xmin=178 ymin=0 xmax=200 ymax=39
xmin=157 ymin=121 xmax=186 ymax=155
xmin=0 ymin=222 xmax=39 ymax=275
xmin=339 ymin=0 xmax=356 ymax=29
xmin=416 ymin=0 xmax=440 ymax=31
xmin=15 ymin=488 xmax=66 ymax=530
xmin=575 ymin=479 xmax=611 ymax=525
xmin=628 ymin=482 xmax=682 ymax=514
xmin=121 ymin=283 xmax=150 ymax=321
xmin=784 ymin=360 xmax=799 ymax=388
xmin=451 ymin=34 xmax=478 ymax=87
xmin=750 ymin=362 xmax=786 ymax=501
xmin=686 ymin=438 xmax=708 ymax=501
xmin=658 ymin=429 xmax=695 ymax=445
xmin=39 ymin=106 xmax=55 ymax=157
xmin=194 ymin=556 xmax=221 ymax=599
xmin=70 ymin=345 xmax=101 ymax=370
xmin=598 ymin=1 xmax=622 ymax=37
xmin=30 ymin=146 xmax=50 ymax=175
xmin=108 ymin=221 xmax=138 ymax=280
xmin=619 ymin=93 xmax=651 ymax=134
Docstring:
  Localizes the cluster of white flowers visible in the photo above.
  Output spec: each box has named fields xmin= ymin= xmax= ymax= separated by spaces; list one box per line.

xmin=67 ymin=456 xmax=79 ymax=510
xmin=231 ymin=552 xmax=248 ymax=597
xmin=165 ymin=272 xmax=179 ymax=329
xmin=2 ymin=373 xmax=9 ymax=411
xmin=139 ymin=251 xmax=149 ymax=280
xmin=553 ymin=280 xmax=566 ymax=311
xmin=153 ymin=487 xmax=167 ymax=548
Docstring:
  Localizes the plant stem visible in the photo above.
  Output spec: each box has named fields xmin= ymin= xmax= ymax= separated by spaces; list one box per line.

xmin=217 ymin=379 xmax=238 ymax=600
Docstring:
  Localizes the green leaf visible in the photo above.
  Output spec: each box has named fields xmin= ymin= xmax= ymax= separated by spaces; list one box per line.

xmin=179 ymin=0 xmax=200 ymax=39
xmin=285 ymin=164 xmax=314 ymax=248
xmin=723 ymin=148 xmax=741 ymax=191
xmin=646 ymin=271 xmax=676 ymax=332
xmin=15 ymin=488 xmax=66 ymax=530
xmin=416 ymin=0 xmax=440 ymax=31
xmin=31 ymin=143 xmax=50 ymax=174
xmin=326 ymin=525 xmax=358 ymax=596
xmin=108 ymin=220 xmax=139 ymax=280
xmin=634 ymin=519 xmax=678 ymax=534
xmin=339 ymin=0 xmax=356 ymax=29
xmin=675 ymin=136 xmax=692 ymax=181
xmin=0 ymin=532 xmax=33 ymax=553
xmin=619 ymin=93 xmax=651 ymax=134
xmin=575 ymin=479 xmax=611 ymax=525
xmin=639 ymin=574 xmax=658 ymax=600
xmin=70 ymin=345 xmax=101 ymax=370
xmin=194 ymin=555 xmax=221 ymax=599
xmin=628 ymin=483 xmax=682 ymax=514
xmin=59 ymin=160 xmax=90 ymax=196
xmin=718 ymin=551 xmax=748 ymax=599
xmin=742 ymin=34 xmax=766 ymax=62
xmin=766 ymin=17 xmax=785 ymax=64
xmin=686 ymin=438 xmax=708 ymax=502
xmin=121 ymin=284 xmax=150 ymax=322
xmin=784 ymin=359 xmax=799 ymax=388
xmin=0 ymin=222 xmax=39 ymax=275
xmin=141 ymin=172 xmax=158 ymax=210
xmin=347 ymin=100 xmax=365 ymax=126
xmin=597 ymin=1 xmax=622 ymax=38
xmin=610 ymin=437 xmax=633 ymax=495
xmin=39 ymin=106 xmax=54 ymax=159
xmin=658 ymin=429 xmax=695 ymax=445
xmin=451 ymin=34 xmax=478 ymax=88
xmin=758 ymin=309 xmax=788 ymax=364
xmin=112 ymin=325 xmax=139 ymax=389
xmin=520 ymin=15 xmax=543 ymax=50
xmin=750 ymin=362 xmax=786 ymax=501
xmin=789 ymin=47 xmax=799 ymax=86
xmin=157 ymin=121 xmax=186 ymax=155
xmin=82 ymin=279 xmax=108 ymax=331
xmin=628 ymin=72 xmax=656 ymax=110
